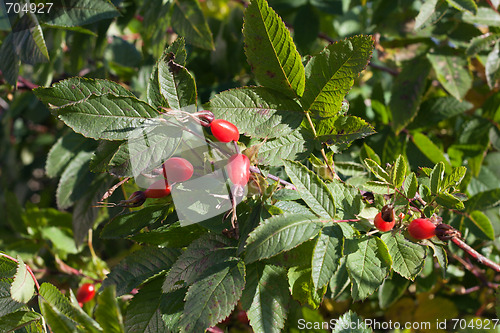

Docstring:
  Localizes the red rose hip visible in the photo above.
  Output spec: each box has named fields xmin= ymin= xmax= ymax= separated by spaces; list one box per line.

xmin=144 ymin=179 xmax=171 ymax=198
xmin=211 ymin=119 xmax=239 ymax=142
xmin=227 ymin=154 xmax=250 ymax=186
xmin=162 ymin=157 xmax=194 ymax=183
xmin=408 ymin=218 xmax=436 ymax=240
xmin=374 ymin=208 xmax=396 ymax=232
xmin=76 ymin=283 xmax=95 ymax=305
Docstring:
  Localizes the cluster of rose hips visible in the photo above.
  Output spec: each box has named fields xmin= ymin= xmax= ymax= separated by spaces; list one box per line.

xmin=117 ymin=114 xmax=250 ymax=207
xmin=373 ymin=204 xmax=436 ymax=240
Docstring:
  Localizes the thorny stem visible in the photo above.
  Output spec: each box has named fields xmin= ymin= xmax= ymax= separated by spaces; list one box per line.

xmin=450 ymin=237 xmax=500 ymax=273
xmin=0 ymin=253 xmax=40 ymax=292
xmin=249 ymin=166 xmax=296 ymax=190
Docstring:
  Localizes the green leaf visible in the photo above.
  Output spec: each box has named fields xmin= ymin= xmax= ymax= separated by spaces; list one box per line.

xmin=67 ymin=291 xmax=103 ymax=333
xmin=243 ymin=0 xmax=305 ymax=98
xmin=378 ymin=274 xmax=410 ymax=309
xmin=389 ymin=56 xmax=431 ymax=134
xmin=468 ymin=210 xmax=495 ymax=240
xmin=178 ymin=259 xmax=245 ymax=333
xmin=89 ymin=141 xmax=126 ymax=174
xmin=446 ymin=0 xmax=477 ymax=14
xmin=0 ymin=34 xmax=20 ymax=86
xmin=412 ymin=132 xmax=452 ymax=174
xmin=414 ymin=0 xmax=448 ymax=30
xmin=101 ymin=205 xmax=171 ymax=239
xmin=288 ymin=266 xmax=326 ymax=309
xmin=257 ymin=129 xmax=314 ymax=166
xmin=30 ymin=15 xmax=49 ymax=61
xmin=163 ymin=235 xmax=237 ymax=292
xmin=241 ymin=264 xmax=290 ymax=333
xmin=466 ymin=33 xmax=500 ymax=56
xmin=148 ymin=39 xmax=188 ymax=109
xmin=39 ymin=283 xmax=102 ymax=332
xmin=463 ymin=7 xmax=500 ymax=27
xmin=332 ymin=310 xmax=373 ymax=333
xmin=430 ymin=162 xmax=445 ymax=194
xmin=0 ymin=279 xmax=24 ymax=317
xmin=411 ymin=97 xmax=472 ymax=128
xmin=435 ymin=192 xmax=465 ymax=210
xmin=56 ymin=150 xmax=94 ymax=210
xmin=326 ymin=180 xmax=364 ymax=219
xmin=302 ymin=35 xmax=373 ymax=117
xmin=41 ymin=227 xmax=78 ymax=255
xmin=392 ymin=155 xmax=407 ymax=188
xmin=363 ymin=181 xmax=394 ymax=195
xmin=465 ymin=189 xmax=500 ymax=211
xmin=404 ymin=172 xmax=418 ymax=199
xmin=427 ymin=51 xmax=472 ymax=101
xmin=0 ymin=311 xmax=43 ymax=333
xmin=428 ymin=243 xmax=448 ymax=278
xmin=39 ymin=301 xmax=80 ymax=333
xmin=381 ymin=233 xmax=426 ymax=280
xmin=486 ymin=42 xmax=500 ymax=89
xmin=10 ymin=257 xmax=34 ymax=304
xmin=102 ymin=247 xmax=181 ymax=296
xmin=283 ymin=160 xmax=336 ymax=219
xmin=244 ymin=214 xmax=324 ymax=264
xmin=0 ymin=256 xmax=18 ymax=279
xmin=316 ymin=116 xmax=375 ymax=149
xmin=329 ymin=258 xmax=350 ymax=300
xmin=55 ymin=95 xmax=161 ymax=141
xmin=209 ymin=87 xmax=303 ymax=139
xmin=443 ymin=166 xmax=466 ymax=189
xmin=95 ymin=286 xmax=124 ymax=333
xmin=124 ymin=277 xmax=169 ymax=333
xmin=33 ymin=77 xmax=135 ymax=108
xmin=360 ymin=143 xmax=381 ymax=165
xmin=312 ymin=223 xmax=343 ymax=289
xmin=364 ymin=158 xmax=391 ymax=183
xmin=345 ymin=237 xmax=391 ymax=301
xmin=158 ymin=55 xmax=197 ymax=109
xmin=72 ymin=174 xmax=111 ymax=247
xmin=46 ymin=132 xmax=95 ymax=178
xmin=43 ymin=0 xmax=119 ymax=26
xmin=172 ymin=0 xmax=215 ymax=50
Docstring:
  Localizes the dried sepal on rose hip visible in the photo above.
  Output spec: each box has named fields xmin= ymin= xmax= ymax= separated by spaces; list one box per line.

xmin=374 ymin=204 xmax=396 ymax=232
xmin=76 ymin=283 xmax=96 ymax=307
xmin=408 ymin=218 xmax=436 ymax=240
xmin=210 ymin=119 xmax=239 ymax=142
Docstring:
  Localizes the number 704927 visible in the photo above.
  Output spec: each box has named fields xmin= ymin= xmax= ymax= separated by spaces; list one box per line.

xmin=5 ymin=2 xmax=53 ymax=14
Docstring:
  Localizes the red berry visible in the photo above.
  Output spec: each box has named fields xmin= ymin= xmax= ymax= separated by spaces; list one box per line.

xmin=398 ymin=212 xmax=405 ymax=219
xmin=374 ymin=206 xmax=396 ymax=232
xmin=162 ymin=157 xmax=194 ymax=183
xmin=76 ymin=283 xmax=95 ymax=305
xmin=408 ymin=218 xmax=436 ymax=240
xmin=144 ymin=179 xmax=171 ymax=198
xmin=237 ymin=311 xmax=249 ymax=324
xmin=227 ymin=154 xmax=250 ymax=186
xmin=211 ymin=119 xmax=239 ymax=142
